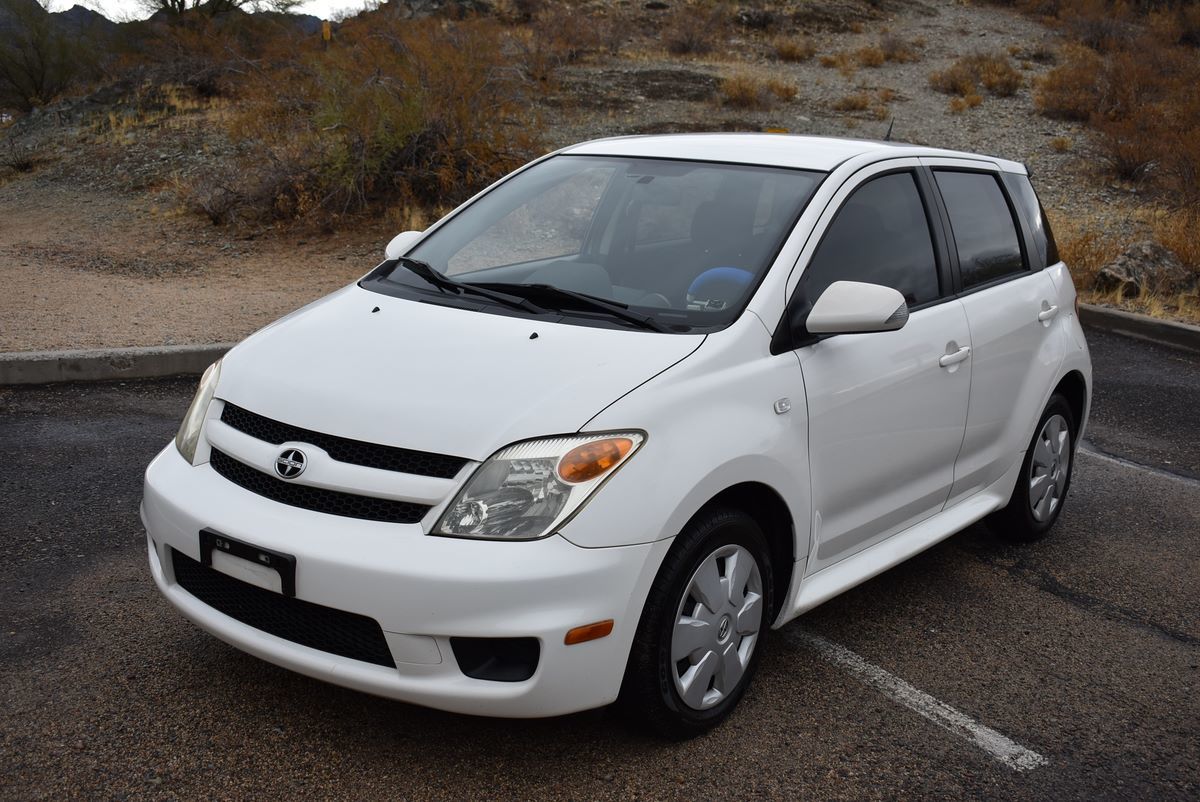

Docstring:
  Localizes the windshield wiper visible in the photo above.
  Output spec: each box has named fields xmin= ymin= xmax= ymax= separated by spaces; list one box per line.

xmin=470 ymin=282 xmax=671 ymax=333
xmin=392 ymin=257 xmax=547 ymax=314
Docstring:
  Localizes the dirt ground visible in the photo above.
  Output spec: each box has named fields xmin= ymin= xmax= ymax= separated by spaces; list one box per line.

xmin=0 ymin=0 xmax=1136 ymax=352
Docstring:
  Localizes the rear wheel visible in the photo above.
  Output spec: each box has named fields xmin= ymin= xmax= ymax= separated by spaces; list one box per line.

xmin=989 ymin=394 xmax=1076 ymax=542
xmin=618 ymin=507 xmax=773 ymax=739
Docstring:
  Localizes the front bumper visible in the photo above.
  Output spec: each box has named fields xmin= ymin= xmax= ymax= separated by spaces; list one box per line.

xmin=142 ymin=444 xmax=671 ymax=717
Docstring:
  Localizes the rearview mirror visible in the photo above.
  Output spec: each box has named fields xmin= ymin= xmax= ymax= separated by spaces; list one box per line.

xmin=806 ymin=280 xmax=909 ymax=335
xmin=385 ymin=230 xmax=423 ymax=260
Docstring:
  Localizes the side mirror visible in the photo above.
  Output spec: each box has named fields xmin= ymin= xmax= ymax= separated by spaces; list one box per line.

xmin=806 ymin=280 xmax=909 ymax=335
xmin=385 ymin=230 xmax=423 ymax=260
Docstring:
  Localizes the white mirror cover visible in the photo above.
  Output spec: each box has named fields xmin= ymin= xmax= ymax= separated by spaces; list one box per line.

xmin=806 ymin=280 xmax=909 ymax=334
xmin=385 ymin=230 xmax=423 ymax=260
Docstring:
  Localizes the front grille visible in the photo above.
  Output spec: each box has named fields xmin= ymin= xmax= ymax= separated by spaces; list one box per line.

xmin=220 ymin=402 xmax=467 ymax=479
xmin=171 ymin=548 xmax=396 ymax=668
xmin=209 ymin=449 xmax=430 ymax=524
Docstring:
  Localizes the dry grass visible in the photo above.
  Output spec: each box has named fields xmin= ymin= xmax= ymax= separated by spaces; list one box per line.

xmin=948 ymin=93 xmax=983 ymax=114
xmin=819 ymin=52 xmax=856 ymax=78
xmin=855 ymin=46 xmax=885 ymax=68
xmin=879 ymin=34 xmax=922 ymax=63
xmin=773 ymin=36 xmax=815 ymax=62
xmin=833 ymin=92 xmax=871 ymax=112
xmin=1050 ymin=136 xmax=1072 ymax=152
xmin=719 ymin=74 xmax=795 ymax=110
xmin=930 ymin=52 xmax=1021 ymax=110
xmin=663 ymin=5 xmax=726 ymax=56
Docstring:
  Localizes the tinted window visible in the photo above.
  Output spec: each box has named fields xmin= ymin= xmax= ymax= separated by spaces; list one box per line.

xmin=801 ymin=172 xmax=940 ymax=310
xmin=1003 ymin=172 xmax=1059 ymax=267
xmin=935 ymin=171 xmax=1025 ymax=287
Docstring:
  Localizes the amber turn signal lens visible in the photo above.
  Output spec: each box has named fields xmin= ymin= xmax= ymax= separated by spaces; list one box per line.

xmin=564 ymin=619 xmax=614 ymax=645
xmin=556 ymin=438 xmax=634 ymax=484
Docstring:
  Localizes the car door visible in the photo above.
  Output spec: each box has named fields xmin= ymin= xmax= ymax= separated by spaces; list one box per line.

xmin=779 ymin=162 xmax=973 ymax=573
xmin=920 ymin=160 xmax=1066 ymax=506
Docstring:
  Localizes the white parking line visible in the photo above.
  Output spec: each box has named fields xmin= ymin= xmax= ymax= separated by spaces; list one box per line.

xmin=789 ymin=629 xmax=1049 ymax=772
xmin=1078 ymin=443 xmax=1200 ymax=488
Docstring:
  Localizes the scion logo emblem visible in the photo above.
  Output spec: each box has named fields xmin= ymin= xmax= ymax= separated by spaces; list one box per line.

xmin=274 ymin=448 xmax=307 ymax=479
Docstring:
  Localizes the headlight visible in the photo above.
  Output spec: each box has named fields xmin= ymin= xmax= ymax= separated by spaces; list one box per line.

xmin=175 ymin=359 xmax=222 ymax=464
xmin=434 ymin=432 xmax=645 ymax=540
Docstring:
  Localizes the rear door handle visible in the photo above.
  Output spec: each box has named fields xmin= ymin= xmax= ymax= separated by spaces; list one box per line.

xmin=1038 ymin=304 xmax=1059 ymax=322
xmin=939 ymin=346 xmax=971 ymax=368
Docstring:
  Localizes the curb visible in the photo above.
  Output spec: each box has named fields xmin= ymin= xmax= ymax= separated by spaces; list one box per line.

xmin=0 ymin=343 xmax=234 ymax=386
xmin=1 ymin=304 xmax=1195 ymax=386
xmin=1079 ymin=304 xmax=1200 ymax=354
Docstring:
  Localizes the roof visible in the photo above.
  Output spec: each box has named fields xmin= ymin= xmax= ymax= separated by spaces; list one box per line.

xmin=562 ymin=133 xmax=1025 ymax=174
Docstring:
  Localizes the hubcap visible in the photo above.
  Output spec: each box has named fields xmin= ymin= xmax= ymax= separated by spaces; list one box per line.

xmin=1029 ymin=413 xmax=1071 ymax=523
xmin=670 ymin=544 xmax=764 ymax=711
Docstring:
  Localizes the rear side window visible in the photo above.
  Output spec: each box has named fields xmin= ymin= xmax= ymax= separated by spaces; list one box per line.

xmin=934 ymin=171 xmax=1025 ymax=288
xmin=801 ymin=171 xmax=940 ymax=309
xmin=1003 ymin=172 xmax=1060 ymax=268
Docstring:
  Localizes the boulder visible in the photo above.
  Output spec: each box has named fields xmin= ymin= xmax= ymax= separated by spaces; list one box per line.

xmin=1094 ymin=241 xmax=1196 ymax=298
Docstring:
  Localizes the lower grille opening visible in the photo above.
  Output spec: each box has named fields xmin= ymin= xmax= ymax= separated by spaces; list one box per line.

xmin=171 ymin=548 xmax=396 ymax=669
xmin=450 ymin=637 xmax=539 ymax=682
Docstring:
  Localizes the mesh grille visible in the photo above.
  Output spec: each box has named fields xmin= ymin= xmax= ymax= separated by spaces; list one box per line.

xmin=171 ymin=548 xmax=396 ymax=668
xmin=209 ymin=449 xmax=430 ymax=524
xmin=220 ymin=402 xmax=467 ymax=479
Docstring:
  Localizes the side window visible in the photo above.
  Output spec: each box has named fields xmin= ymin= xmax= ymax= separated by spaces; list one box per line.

xmin=934 ymin=170 xmax=1025 ymax=287
xmin=1002 ymin=172 xmax=1060 ymax=268
xmin=802 ymin=171 xmax=940 ymax=310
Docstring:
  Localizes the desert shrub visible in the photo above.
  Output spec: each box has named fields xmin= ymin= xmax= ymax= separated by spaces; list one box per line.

xmin=1050 ymin=136 xmax=1072 ymax=152
xmin=879 ymin=34 xmax=921 ymax=63
xmin=855 ymin=46 xmax=885 ymax=67
xmin=663 ymin=6 xmax=725 ymax=55
xmin=195 ymin=16 xmax=540 ymax=226
xmin=1056 ymin=227 xmax=1122 ymax=289
xmin=719 ymin=74 xmax=793 ymax=109
xmin=948 ymin=93 xmax=983 ymax=113
xmin=832 ymin=92 xmax=870 ymax=111
xmin=773 ymin=36 xmax=815 ymax=62
xmin=1153 ymin=208 xmax=1200 ymax=273
xmin=0 ymin=0 xmax=98 ymax=111
xmin=930 ymin=53 xmax=1021 ymax=99
xmin=819 ymin=52 xmax=856 ymax=77
xmin=1034 ymin=44 xmax=1103 ymax=120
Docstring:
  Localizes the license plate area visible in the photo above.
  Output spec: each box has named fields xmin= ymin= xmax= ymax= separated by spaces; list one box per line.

xmin=200 ymin=528 xmax=296 ymax=597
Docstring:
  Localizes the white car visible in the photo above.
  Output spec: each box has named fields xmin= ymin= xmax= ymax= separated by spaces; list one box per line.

xmin=143 ymin=134 xmax=1091 ymax=737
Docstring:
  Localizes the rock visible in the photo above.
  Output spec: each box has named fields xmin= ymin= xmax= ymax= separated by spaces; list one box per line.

xmin=1094 ymin=241 xmax=1195 ymax=298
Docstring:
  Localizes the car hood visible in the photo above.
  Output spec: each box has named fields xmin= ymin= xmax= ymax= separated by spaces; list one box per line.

xmin=216 ymin=285 xmax=704 ymax=461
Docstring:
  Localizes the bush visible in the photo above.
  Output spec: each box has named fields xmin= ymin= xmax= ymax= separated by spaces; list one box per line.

xmin=193 ymin=16 xmax=541 ymax=226
xmin=879 ymin=34 xmax=922 ymax=63
xmin=832 ymin=92 xmax=870 ymax=111
xmin=930 ymin=52 xmax=1021 ymax=99
xmin=719 ymin=74 xmax=793 ymax=110
xmin=855 ymin=46 xmax=885 ymax=67
xmin=0 ymin=0 xmax=97 ymax=111
xmin=773 ymin=36 xmax=815 ymax=62
xmin=663 ymin=6 xmax=725 ymax=55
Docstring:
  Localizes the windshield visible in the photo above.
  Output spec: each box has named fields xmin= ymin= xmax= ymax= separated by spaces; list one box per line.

xmin=375 ymin=154 xmax=824 ymax=332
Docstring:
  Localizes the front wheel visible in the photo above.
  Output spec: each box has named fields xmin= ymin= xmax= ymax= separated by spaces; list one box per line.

xmin=989 ymin=394 xmax=1077 ymax=542
xmin=618 ymin=507 xmax=773 ymax=739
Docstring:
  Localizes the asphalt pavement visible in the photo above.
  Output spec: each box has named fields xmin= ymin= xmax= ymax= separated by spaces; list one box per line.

xmin=0 ymin=326 xmax=1196 ymax=800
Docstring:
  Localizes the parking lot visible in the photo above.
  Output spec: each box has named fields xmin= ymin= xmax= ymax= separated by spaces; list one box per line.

xmin=1 ymin=326 xmax=1197 ymax=800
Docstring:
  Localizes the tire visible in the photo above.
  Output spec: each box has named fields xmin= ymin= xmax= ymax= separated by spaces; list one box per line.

xmin=618 ymin=507 xmax=773 ymax=739
xmin=988 ymin=394 xmax=1077 ymax=543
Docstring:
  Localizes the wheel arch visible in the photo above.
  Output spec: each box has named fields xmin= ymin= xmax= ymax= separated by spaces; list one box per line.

xmin=1053 ymin=369 xmax=1088 ymax=441
xmin=679 ymin=482 xmax=796 ymax=619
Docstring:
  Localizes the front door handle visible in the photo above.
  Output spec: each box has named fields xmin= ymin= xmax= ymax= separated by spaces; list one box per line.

xmin=939 ymin=345 xmax=971 ymax=368
xmin=1038 ymin=303 xmax=1059 ymax=322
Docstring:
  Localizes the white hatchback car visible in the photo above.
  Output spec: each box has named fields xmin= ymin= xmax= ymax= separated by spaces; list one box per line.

xmin=144 ymin=134 xmax=1091 ymax=737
